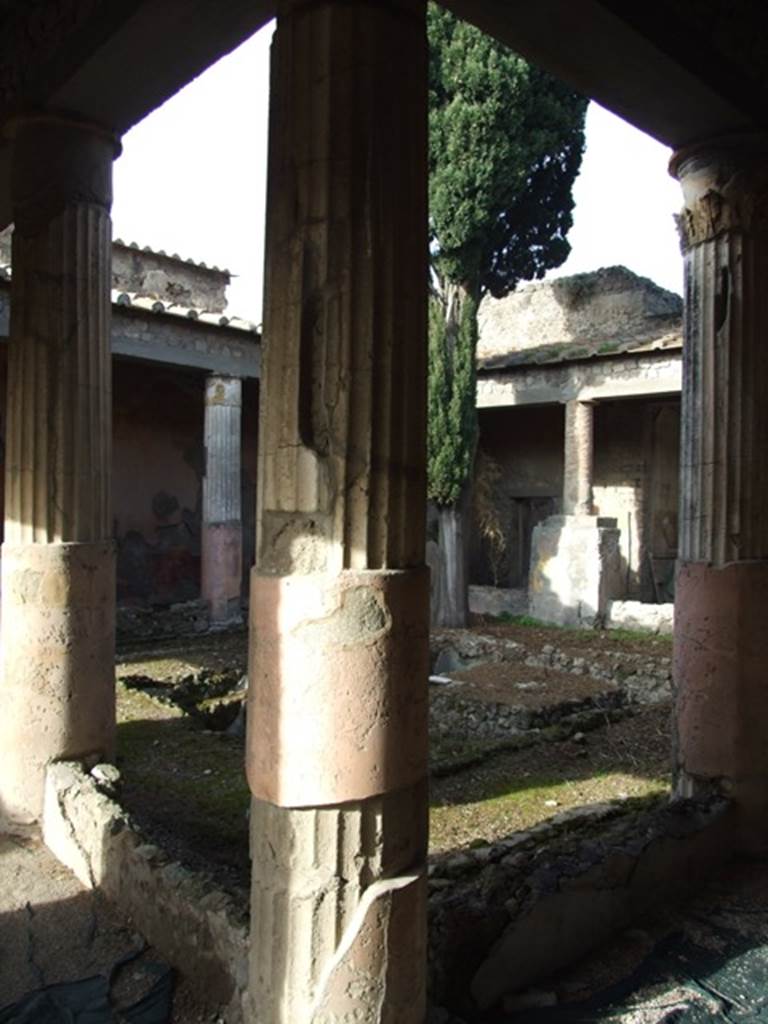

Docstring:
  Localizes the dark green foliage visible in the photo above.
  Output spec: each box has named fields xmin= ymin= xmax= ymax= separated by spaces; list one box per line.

xmin=428 ymin=3 xmax=588 ymax=298
xmin=427 ymin=3 xmax=587 ymax=510
xmin=427 ymin=288 xmax=477 ymax=505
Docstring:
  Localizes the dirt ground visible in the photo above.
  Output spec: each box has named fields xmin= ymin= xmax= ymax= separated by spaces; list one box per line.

xmin=0 ymin=830 xmax=222 ymax=1021
xmin=114 ymin=618 xmax=673 ymax=888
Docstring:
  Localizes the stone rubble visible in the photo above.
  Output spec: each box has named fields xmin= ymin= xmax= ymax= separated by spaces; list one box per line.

xmin=426 ymin=795 xmax=734 ymax=1018
xmin=428 ymin=630 xmax=672 ymax=750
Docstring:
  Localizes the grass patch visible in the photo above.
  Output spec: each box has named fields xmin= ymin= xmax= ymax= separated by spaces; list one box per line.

xmin=429 ymin=769 xmax=668 ymax=853
xmin=115 ymin=683 xmax=250 ymax=870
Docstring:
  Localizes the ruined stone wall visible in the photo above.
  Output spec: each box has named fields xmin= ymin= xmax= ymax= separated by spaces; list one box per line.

xmin=471 ymin=396 xmax=680 ymax=600
xmin=593 ymin=401 xmax=647 ymax=599
xmin=478 ymin=266 xmax=682 ymax=360
xmin=471 ymin=405 xmax=564 ymax=588
xmin=1 ymin=228 xmax=231 ymax=312
xmin=112 ymin=242 xmax=230 ymax=312
xmin=477 ymin=350 xmax=682 ymax=409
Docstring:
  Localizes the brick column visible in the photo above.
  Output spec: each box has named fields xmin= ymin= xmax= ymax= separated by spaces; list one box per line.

xmin=563 ymin=399 xmax=594 ymax=515
xmin=246 ymin=1 xmax=428 ymax=1020
xmin=201 ymin=374 xmax=242 ymax=625
xmin=670 ymin=135 xmax=768 ymax=850
xmin=0 ymin=115 xmax=119 ymax=823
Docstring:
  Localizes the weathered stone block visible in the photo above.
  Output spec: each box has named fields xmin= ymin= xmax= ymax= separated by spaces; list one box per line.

xmin=607 ymin=599 xmax=674 ymax=634
xmin=529 ymin=515 xmax=622 ymax=627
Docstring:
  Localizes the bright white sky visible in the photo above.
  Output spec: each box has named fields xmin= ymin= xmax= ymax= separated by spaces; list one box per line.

xmin=112 ymin=22 xmax=684 ymax=324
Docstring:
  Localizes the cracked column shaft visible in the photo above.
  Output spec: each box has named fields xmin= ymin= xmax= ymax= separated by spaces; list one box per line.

xmin=0 ymin=114 xmax=119 ymax=823
xmin=563 ymin=399 xmax=594 ymax=515
xmin=201 ymin=374 xmax=243 ymax=624
xmin=671 ymin=135 xmax=768 ymax=850
xmin=246 ymin=0 xmax=429 ymax=1020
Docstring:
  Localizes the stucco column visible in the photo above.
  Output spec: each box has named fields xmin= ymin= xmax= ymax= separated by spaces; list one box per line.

xmin=201 ymin=374 xmax=242 ymax=624
xmin=0 ymin=115 xmax=119 ymax=823
xmin=670 ymin=135 xmax=768 ymax=850
xmin=246 ymin=1 xmax=428 ymax=1021
xmin=563 ymin=399 xmax=594 ymax=514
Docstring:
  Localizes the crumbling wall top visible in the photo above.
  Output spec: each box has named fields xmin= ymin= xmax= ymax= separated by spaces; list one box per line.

xmin=0 ymin=227 xmax=231 ymax=313
xmin=112 ymin=239 xmax=230 ymax=313
xmin=478 ymin=265 xmax=682 ymax=367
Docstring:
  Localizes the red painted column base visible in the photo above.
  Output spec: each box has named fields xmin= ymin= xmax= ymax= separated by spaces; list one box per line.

xmin=675 ymin=559 xmax=768 ymax=850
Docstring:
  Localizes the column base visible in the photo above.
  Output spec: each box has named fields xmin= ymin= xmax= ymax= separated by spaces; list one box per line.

xmin=529 ymin=515 xmax=622 ymax=628
xmin=248 ymin=783 xmax=427 ymax=1023
xmin=201 ymin=521 xmax=242 ymax=625
xmin=0 ymin=541 xmax=115 ymax=823
xmin=674 ymin=559 xmax=768 ymax=852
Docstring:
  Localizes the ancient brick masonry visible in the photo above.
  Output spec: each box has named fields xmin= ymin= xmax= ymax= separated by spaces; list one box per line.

xmin=245 ymin=1 xmax=429 ymax=1021
xmin=563 ymin=399 xmax=595 ymax=515
xmin=0 ymin=115 xmax=119 ymax=822
xmin=671 ymin=135 xmax=768 ymax=851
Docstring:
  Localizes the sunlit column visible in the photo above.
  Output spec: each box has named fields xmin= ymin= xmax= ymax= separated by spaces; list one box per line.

xmin=563 ymin=398 xmax=594 ymax=515
xmin=246 ymin=0 xmax=429 ymax=1019
xmin=0 ymin=115 xmax=118 ymax=823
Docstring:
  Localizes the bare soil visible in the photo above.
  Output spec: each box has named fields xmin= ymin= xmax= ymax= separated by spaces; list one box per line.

xmin=449 ymin=661 xmax=619 ymax=708
xmin=114 ymin=618 xmax=672 ymax=888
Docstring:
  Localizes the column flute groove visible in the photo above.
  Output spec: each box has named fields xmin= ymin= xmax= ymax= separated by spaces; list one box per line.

xmin=0 ymin=115 xmax=118 ymax=823
xmin=247 ymin=1 xmax=429 ymax=1019
xmin=671 ymin=135 xmax=768 ymax=850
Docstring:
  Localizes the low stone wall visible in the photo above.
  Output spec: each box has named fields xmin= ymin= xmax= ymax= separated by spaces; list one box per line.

xmin=116 ymin=600 xmax=212 ymax=644
xmin=41 ymin=765 xmax=731 ymax=1023
xmin=42 ymin=762 xmax=249 ymax=1021
xmin=430 ymin=686 xmax=628 ymax=744
xmin=427 ymin=795 xmax=735 ymax=1019
xmin=468 ymin=585 xmax=528 ymax=619
xmin=431 ymin=630 xmax=673 ymax=708
xmin=607 ymin=599 xmax=674 ymax=635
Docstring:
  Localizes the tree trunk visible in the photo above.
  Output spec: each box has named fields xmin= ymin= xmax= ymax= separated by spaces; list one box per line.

xmin=433 ymin=498 xmax=470 ymax=627
xmin=428 ymin=276 xmax=478 ymax=629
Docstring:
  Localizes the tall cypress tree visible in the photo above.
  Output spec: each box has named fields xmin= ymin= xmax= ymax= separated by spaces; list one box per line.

xmin=428 ymin=3 xmax=588 ymax=626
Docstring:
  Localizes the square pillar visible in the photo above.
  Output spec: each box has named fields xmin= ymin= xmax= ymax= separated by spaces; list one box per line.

xmin=0 ymin=115 xmax=119 ymax=823
xmin=670 ymin=136 xmax=768 ymax=851
xmin=245 ymin=1 xmax=429 ymax=1020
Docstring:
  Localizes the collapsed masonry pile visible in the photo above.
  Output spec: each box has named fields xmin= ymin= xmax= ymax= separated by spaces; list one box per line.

xmin=428 ymin=630 xmax=672 ymax=747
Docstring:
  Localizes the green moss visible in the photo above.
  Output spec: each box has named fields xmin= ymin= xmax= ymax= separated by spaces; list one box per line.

xmin=116 ymin=682 xmax=249 ymax=851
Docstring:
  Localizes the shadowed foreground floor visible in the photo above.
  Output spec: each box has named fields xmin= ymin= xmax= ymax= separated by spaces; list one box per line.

xmin=0 ymin=831 xmax=218 ymax=1023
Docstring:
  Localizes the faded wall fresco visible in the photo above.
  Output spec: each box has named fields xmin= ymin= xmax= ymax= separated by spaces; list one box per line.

xmin=113 ymin=362 xmax=204 ymax=604
xmin=113 ymin=361 xmax=258 ymax=607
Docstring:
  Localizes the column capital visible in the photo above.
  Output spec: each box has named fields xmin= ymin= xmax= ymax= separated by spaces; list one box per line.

xmin=204 ymin=373 xmax=242 ymax=407
xmin=670 ymin=133 xmax=768 ymax=251
xmin=7 ymin=113 xmax=121 ymax=234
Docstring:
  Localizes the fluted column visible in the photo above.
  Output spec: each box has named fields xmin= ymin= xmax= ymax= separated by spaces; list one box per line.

xmin=563 ymin=399 xmax=594 ymax=515
xmin=0 ymin=115 xmax=119 ymax=823
xmin=246 ymin=1 xmax=428 ymax=1020
xmin=670 ymin=135 xmax=768 ymax=849
xmin=201 ymin=374 xmax=243 ymax=624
